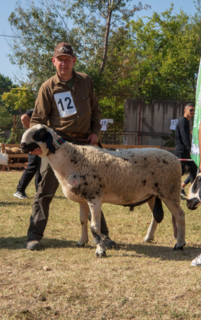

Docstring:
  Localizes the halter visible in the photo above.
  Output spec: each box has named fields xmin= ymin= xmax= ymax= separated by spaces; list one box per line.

xmin=53 ymin=138 xmax=66 ymax=150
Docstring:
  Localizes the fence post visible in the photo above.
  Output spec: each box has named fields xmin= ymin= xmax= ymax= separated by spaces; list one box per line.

xmin=138 ymin=98 xmax=142 ymax=145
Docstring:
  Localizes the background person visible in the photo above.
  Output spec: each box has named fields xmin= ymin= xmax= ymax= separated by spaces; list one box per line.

xmin=175 ymin=103 xmax=197 ymax=199
xmin=26 ymin=42 xmax=115 ymax=251
xmin=13 ymin=109 xmax=41 ymax=200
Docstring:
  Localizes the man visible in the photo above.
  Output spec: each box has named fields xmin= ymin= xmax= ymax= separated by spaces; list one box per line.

xmin=175 ymin=103 xmax=197 ymax=198
xmin=26 ymin=42 xmax=115 ymax=250
xmin=13 ymin=109 xmax=41 ymax=199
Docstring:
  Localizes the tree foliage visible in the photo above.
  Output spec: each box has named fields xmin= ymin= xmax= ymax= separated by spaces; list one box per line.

xmin=2 ymin=85 xmax=36 ymax=113
xmin=93 ymin=6 xmax=201 ymax=101
xmin=0 ymin=74 xmax=15 ymax=127
xmin=0 ymin=74 xmax=13 ymax=89
xmin=8 ymin=0 xmax=148 ymax=89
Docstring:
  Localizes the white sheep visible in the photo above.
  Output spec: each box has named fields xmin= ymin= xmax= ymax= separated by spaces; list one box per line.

xmin=21 ymin=124 xmax=186 ymax=257
xmin=187 ymin=173 xmax=201 ymax=210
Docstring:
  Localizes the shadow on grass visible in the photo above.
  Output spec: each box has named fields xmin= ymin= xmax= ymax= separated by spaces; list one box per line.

xmin=0 ymin=236 xmax=91 ymax=250
xmin=0 ymin=201 xmax=32 ymax=206
xmin=1 ymin=237 xmax=200 ymax=261
xmin=111 ymin=242 xmax=201 ymax=261
xmin=54 ymin=195 xmax=66 ymax=200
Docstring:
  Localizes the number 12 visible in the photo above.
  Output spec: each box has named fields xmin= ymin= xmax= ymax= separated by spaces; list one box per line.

xmin=58 ymin=97 xmax=73 ymax=111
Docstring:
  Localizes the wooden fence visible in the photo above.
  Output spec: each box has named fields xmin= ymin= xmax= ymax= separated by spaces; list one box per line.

xmin=1 ymin=144 xmax=28 ymax=171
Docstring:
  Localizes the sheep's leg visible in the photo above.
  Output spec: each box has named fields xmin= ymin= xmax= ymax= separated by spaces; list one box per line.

xmin=144 ymin=197 xmax=158 ymax=242
xmin=172 ymin=215 xmax=177 ymax=239
xmin=88 ymin=198 xmax=106 ymax=258
xmin=163 ymin=199 xmax=185 ymax=250
xmin=76 ymin=202 xmax=89 ymax=248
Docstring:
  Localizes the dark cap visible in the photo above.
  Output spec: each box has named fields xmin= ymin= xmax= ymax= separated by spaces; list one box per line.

xmin=53 ymin=42 xmax=74 ymax=58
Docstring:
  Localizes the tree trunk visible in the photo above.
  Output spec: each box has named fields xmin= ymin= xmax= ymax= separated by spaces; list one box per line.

xmin=100 ymin=7 xmax=112 ymax=73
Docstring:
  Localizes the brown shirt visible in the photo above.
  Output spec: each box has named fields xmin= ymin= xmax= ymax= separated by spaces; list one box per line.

xmin=30 ymin=71 xmax=102 ymax=136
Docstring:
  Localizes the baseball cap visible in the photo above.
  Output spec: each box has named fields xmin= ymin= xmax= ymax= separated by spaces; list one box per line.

xmin=53 ymin=42 xmax=74 ymax=58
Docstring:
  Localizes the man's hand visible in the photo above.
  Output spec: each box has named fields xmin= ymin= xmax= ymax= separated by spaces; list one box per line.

xmin=29 ymin=148 xmax=42 ymax=155
xmin=87 ymin=133 xmax=99 ymax=145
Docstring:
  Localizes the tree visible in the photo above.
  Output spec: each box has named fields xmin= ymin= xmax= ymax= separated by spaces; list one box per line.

xmin=0 ymin=74 xmax=13 ymax=89
xmin=64 ymin=0 xmax=150 ymax=72
xmin=8 ymin=0 xmax=149 ymax=89
xmin=0 ymin=74 xmax=15 ymax=127
xmin=2 ymin=86 xmax=36 ymax=112
xmin=93 ymin=5 xmax=201 ymax=100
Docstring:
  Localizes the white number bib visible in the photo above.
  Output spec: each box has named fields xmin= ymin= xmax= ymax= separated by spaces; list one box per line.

xmin=54 ymin=91 xmax=77 ymax=117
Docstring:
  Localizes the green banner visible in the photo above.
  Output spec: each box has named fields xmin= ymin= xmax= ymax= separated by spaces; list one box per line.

xmin=191 ymin=59 xmax=201 ymax=168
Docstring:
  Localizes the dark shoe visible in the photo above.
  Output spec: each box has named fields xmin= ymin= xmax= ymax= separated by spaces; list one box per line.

xmin=13 ymin=191 xmax=29 ymax=200
xmin=26 ymin=240 xmax=41 ymax=251
xmin=180 ymin=188 xmax=187 ymax=200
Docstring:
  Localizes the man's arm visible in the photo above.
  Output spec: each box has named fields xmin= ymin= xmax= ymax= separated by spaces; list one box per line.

xmin=87 ymin=77 xmax=102 ymax=145
xmin=21 ymin=114 xmax=31 ymax=129
xmin=30 ymin=85 xmax=52 ymax=127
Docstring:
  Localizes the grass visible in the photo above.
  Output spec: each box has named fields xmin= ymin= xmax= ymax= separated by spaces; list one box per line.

xmin=0 ymin=172 xmax=201 ymax=319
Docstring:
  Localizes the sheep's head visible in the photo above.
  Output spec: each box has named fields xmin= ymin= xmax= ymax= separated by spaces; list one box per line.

xmin=187 ymin=173 xmax=201 ymax=210
xmin=21 ymin=124 xmax=56 ymax=157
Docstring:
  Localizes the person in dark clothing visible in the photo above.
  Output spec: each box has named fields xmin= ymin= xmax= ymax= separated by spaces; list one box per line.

xmin=175 ymin=103 xmax=197 ymax=198
xmin=13 ymin=109 xmax=42 ymax=200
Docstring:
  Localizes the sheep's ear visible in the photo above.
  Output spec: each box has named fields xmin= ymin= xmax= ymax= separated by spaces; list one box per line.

xmin=45 ymin=132 xmax=55 ymax=154
xmin=33 ymin=128 xmax=47 ymax=142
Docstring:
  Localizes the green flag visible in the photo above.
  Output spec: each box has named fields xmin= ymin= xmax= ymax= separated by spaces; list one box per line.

xmin=191 ymin=59 xmax=201 ymax=168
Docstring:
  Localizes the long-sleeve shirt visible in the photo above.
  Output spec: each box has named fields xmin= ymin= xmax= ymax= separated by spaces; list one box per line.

xmin=30 ymin=71 xmax=102 ymax=136
xmin=175 ymin=117 xmax=191 ymax=153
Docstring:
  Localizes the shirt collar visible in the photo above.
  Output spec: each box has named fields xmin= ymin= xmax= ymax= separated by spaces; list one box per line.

xmin=55 ymin=70 xmax=81 ymax=85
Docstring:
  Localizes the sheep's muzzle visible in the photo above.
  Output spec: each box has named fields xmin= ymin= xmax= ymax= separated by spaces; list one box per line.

xmin=21 ymin=142 xmax=40 ymax=153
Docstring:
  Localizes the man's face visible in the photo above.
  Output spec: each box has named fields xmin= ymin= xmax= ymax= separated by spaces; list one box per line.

xmin=52 ymin=55 xmax=76 ymax=80
xmin=186 ymin=106 xmax=195 ymax=119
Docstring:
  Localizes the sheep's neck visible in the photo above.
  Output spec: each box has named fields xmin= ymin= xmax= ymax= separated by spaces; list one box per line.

xmin=47 ymin=143 xmax=79 ymax=177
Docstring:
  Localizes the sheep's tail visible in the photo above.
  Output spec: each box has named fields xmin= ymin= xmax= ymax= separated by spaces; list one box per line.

xmin=153 ymin=197 xmax=164 ymax=223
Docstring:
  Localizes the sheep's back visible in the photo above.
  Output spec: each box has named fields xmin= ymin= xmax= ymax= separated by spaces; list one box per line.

xmin=71 ymin=146 xmax=181 ymax=202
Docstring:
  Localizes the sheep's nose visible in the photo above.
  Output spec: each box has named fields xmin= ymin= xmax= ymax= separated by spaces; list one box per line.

xmin=21 ymin=142 xmax=27 ymax=152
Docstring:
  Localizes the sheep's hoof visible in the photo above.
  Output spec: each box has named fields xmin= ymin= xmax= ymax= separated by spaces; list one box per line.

xmin=76 ymin=243 xmax=85 ymax=248
xmin=143 ymin=236 xmax=154 ymax=243
xmin=95 ymin=250 xmax=106 ymax=258
xmin=173 ymin=242 xmax=186 ymax=251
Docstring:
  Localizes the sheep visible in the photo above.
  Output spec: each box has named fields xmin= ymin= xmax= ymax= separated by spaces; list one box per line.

xmin=4 ymin=147 xmax=23 ymax=155
xmin=4 ymin=147 xmax=24 ymax=168
xmin=21 ymin=124 xmax=186 ymax=258
xmin=187 ymin=173 xmax=201 ymax=210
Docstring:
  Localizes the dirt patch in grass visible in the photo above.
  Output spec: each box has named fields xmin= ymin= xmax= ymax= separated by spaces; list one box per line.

xmin=0 ymin=172 xmax=201 ymax=319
